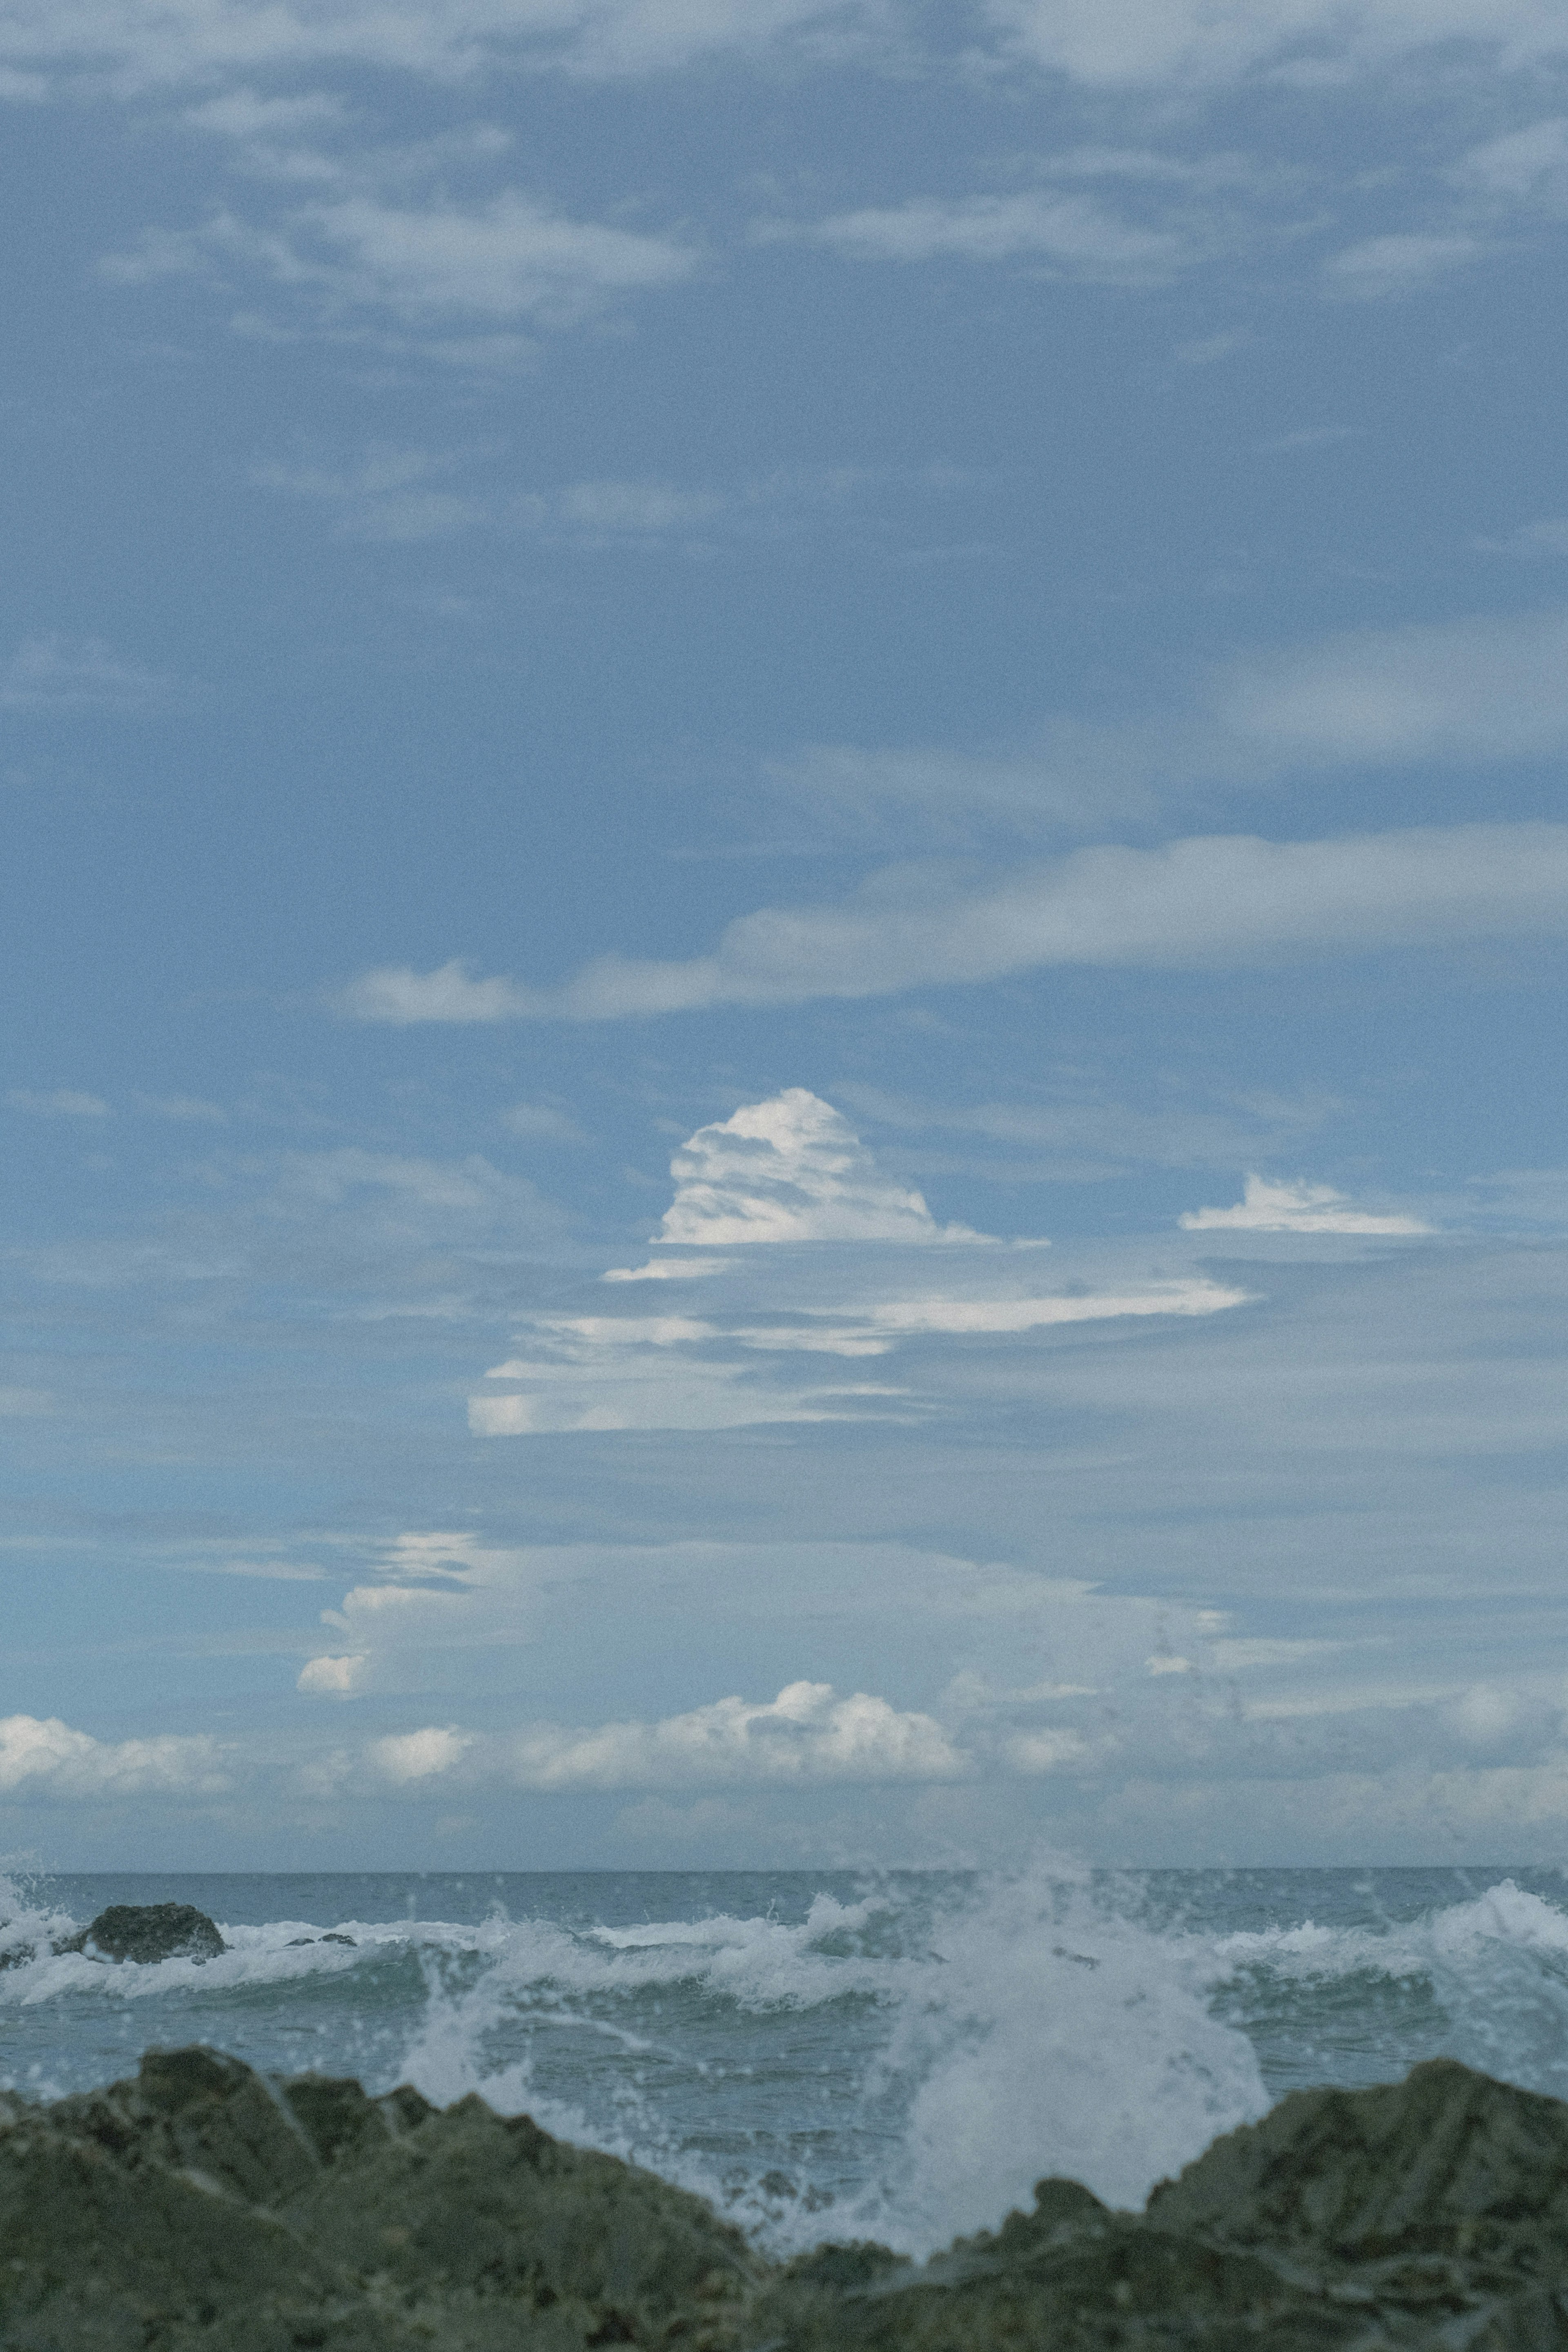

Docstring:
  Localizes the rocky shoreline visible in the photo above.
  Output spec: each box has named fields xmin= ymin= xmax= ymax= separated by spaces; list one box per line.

xmin=2 ymin=2039 xmax=1567 ymax=2347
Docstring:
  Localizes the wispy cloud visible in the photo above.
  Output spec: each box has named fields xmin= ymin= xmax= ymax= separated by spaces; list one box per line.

xmin=5 ymin=1087 xmax=111 ymax=1117
xmin=335 ymin=959 xmax=534 ymax=1022
xmin=343 ymin=823 xmax=1568 ymax=1025
xmin=1180 ymin=1175 xmax=1431 ymax=1235
xmin=1321 ymin=231 xmax=1484 ymax=298
xmin=0 ymin=635 xmax=180 ymax=711
xmin=789 ymin=189 xmax=1187 ymax=283
xmin=985 ymin=0 xmax=1568 ymax=88
xmin=104 ymin=189 xmax=698 ymax=363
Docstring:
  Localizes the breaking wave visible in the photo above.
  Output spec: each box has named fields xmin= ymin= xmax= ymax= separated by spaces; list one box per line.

xmin=3 ymin=1865 xmax=1567 ymax=2253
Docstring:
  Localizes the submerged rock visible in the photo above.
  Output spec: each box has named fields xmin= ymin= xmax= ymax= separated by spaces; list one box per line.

xmin=4 ymin=2050 xmax=1568 ymax=2347
xmin=60 ymin=1901 xmax=228 ymax=1964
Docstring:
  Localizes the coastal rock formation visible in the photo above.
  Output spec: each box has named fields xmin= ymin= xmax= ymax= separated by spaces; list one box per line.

xmin=60 ymin=1902 xmax=228 ymax=1963
xmin=2 ymin=2049 xmax=1568 ymax=2346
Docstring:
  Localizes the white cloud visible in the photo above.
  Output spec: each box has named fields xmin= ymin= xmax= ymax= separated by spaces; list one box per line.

xmin=1455 ymin=116 xmax=1568 ymax=210
xmin=655 ymin=1088 xmax=984 ymax=1244
xmin=252 ymin=448 xmax=491 ymax=542
xmin=539 ymin=477 xmax=730 ymax=535
xmin=0 ymin=0 xmax=863 ymax=94
xmin=336 ymin=959 xmax=535 ymax=1021
xmin=1007 ymin=1726 xmax=1092 ymax=1770
xmin=373 ymin=1725 xmax=475 ymax=1781
xmin=297 ymin=1653 xmax=368 ymax=1694
xmin=1321 ymin=231 xmax=1483 ymax=298
xmin=410 ymin=823 xmax=1568 ymax=1022
xmin=796 ymin=190 xmax=1185 ymax=282
xmin=0 ymin=635 xmax=178 ymax=711
xmin=1214 ymin=610 xmax=1568 ymax=765
xmin=5 ymin=1088 xmax=110 ymax=1117
xmin=1485 ymin=517 xmax=1568 ymax=560
xmin=1180 ymin=1175 xmax=1432 ymax=1235
xmin=299 ymin=190 xmax=695 ymax=323
xmin=372 ymin=1683 xmax=972 ymax=1790
xmin=772 ymin=609 xmax=1568 ymax=850
xmin=0 ymin=1714 xmax=227 ymax=1799
xmin=469 ymin=1090 xmax=1249 ymax=1433
xmin=984 ymin=0 xmax=1568 ymax=88
xmin=601 ymin=1257 xmax=728 ymax=1280
xmin=104 ymin=191 xmax=697 ymax=359
xmin=501 ymin=1099 xmax=587 ymax=1143
xmin=277 ymin=1147 xmax=523 ymax=1212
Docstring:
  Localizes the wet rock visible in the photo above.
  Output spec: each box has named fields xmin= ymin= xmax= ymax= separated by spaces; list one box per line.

xmin=62 ymin=1902 xmax=227 ymax=1964
xmin=5 ymin=2051 xmax=1568 ymax=2348
xmin=0 ymin=2046 xmax=762 ymax=2349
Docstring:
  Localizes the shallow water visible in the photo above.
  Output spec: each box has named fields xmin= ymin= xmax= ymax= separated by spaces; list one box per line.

xmin=3 ymin=1864 xmax=1566 ymax=2254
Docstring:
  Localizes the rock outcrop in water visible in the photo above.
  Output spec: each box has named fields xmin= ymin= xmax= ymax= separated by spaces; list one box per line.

xmin=3 ymin=2048 xmax=1568 ymax=2346
xmin=59 ymin=1902 xmax=228 ymax=1964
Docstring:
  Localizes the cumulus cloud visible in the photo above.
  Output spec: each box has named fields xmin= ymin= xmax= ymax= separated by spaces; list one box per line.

xmin=656 ymin=1088 xmax=984 ymax=1245
xmin=297 ymin=1653 xmax=368 ymax=1695
xmin=468 ymin=1090 xmax=1249 ymax=1434
xmin=1180 ymin=1176 xmax=1432 ymax=1235
xmin=373 ymin=1725 xmax=475 ymax=1781
xmin=0 ymin=1714 xmax=227 ymax=1799
xmin=371 ymin=1683 xmax=971 ymax=1791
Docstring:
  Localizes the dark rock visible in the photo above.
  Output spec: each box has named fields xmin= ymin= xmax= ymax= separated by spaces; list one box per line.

xmin=6 ymin=2051 xmax=1568 ymax=2348
xmin=63 ymin=1902 xmax=227 ymax=1964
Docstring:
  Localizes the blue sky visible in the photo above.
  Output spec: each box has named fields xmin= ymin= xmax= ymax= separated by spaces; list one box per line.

xmin=4 ymin=0 xmax=1568 ymax=1868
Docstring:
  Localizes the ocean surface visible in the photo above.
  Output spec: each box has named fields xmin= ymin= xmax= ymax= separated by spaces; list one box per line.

xmin=4 ymin=1864 xmax=1568 ymax=2254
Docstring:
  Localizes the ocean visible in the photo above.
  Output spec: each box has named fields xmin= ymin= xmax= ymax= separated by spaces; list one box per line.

xmin=4 ymin=1864 xmax=1568 ymax=2256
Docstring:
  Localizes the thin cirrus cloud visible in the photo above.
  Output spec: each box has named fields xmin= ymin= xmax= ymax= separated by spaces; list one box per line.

xmin=1179 ymin=1175 xmax=1432 ymax=1235
xmin=471 ymin=1089 xmax=1249 ymax=1436
xmin=340 ymin=822 xmax=1568 ymax=1026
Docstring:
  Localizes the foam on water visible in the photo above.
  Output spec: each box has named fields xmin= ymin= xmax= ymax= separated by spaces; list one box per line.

xmin=5 ymin=1866 xmax=1568 ymax=2255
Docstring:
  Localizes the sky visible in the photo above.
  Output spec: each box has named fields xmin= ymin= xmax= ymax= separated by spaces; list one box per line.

xmin=4 ymin=0 xmax=1568 ymax=1871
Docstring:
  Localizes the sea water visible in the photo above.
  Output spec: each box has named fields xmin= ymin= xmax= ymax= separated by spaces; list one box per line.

xmin=4 ymin=1864 xmax=1568 ymax=2254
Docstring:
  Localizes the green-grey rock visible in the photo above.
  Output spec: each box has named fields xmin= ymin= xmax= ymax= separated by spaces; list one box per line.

xmin=5 ymin=2048 xmax=1568 ymax=2348
xmin=61 ymin=1902 xmax=228 ymax=1963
